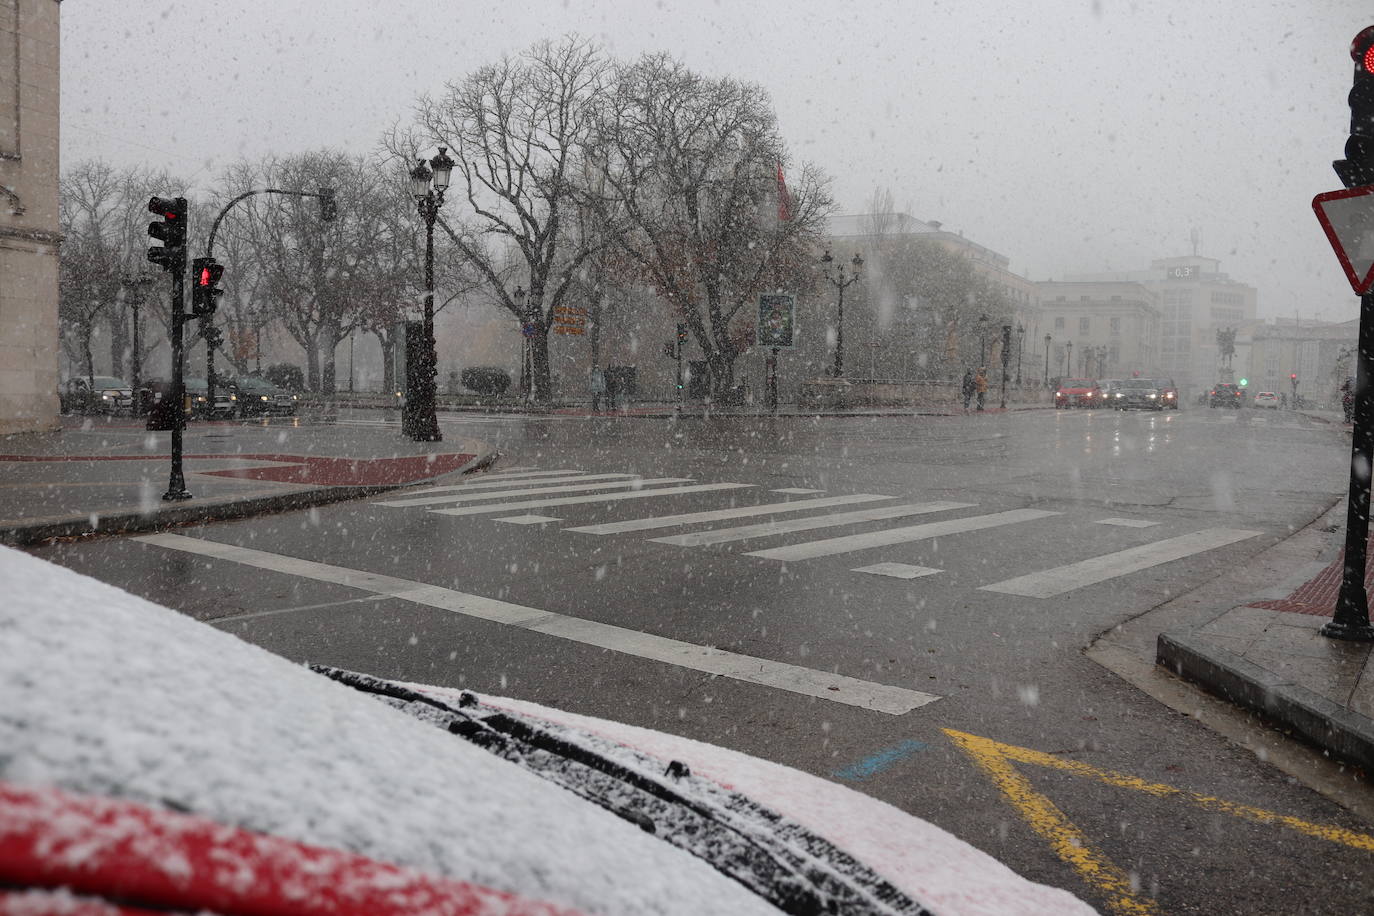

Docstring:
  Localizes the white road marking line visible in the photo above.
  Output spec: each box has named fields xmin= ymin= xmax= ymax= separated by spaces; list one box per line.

xmin=1094 ymin=517 xmax=1161 ymax=528
xmin=375 ymin=477 xmax=690 ymax=508
xmin=772 ymin=488 xmax=825 ymax=495
xmin=431 ymin=482 xmax=754 ymax=517
xmin=745 ymin=508 xmax=1061 ymax=562
xmin=853 ymin=563 xmax=942 ymax=580
xmin=399 ymin=472 xmax=634 ymax=497
xmin=566 ymin=493 xmax=894 ymax=536
xmin=653 ymin=501 xmax=976 ymax=548
xmin=211 ymin=594 xmax=389 ymax=624
xmin=978 ymin=527 xmax=1263 ymax=598
xmin=135 ymin=533 xmax=936 ymax=715
xmin=495 ymin=515 xmax=563 ymax=525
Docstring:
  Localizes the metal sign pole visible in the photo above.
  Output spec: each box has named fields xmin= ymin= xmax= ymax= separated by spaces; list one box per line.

xmin=1326 ymin=288 xmax=1374 ymax=639
xmin=163 ymin=269 xmax=191 ymax=501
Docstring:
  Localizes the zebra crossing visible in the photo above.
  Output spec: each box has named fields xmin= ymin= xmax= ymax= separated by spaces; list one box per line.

xmin=370 ymin=467 xmax=1262 ymax=599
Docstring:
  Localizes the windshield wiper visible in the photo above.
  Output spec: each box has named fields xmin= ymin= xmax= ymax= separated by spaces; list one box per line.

xmin=312 ymin=665 xmax=932 ymax=916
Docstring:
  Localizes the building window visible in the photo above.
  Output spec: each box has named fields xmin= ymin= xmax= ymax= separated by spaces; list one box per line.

xmin=1110 ymin=317 xmax=1121 ymax=335
xmin=1079 ymin=317 xmax=1091 ymax=334
xmin=1054 ymin=317 xmax=1065 ymax=330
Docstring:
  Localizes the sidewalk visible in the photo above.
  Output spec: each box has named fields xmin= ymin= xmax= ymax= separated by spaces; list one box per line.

xmin=0 ymin=415 xmax=497 ymax=546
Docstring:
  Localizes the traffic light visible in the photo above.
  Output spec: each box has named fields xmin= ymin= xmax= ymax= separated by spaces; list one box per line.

xmin=1335 ymin=26 xmax=1374 ymax=188
xmin=677 ymin=322 xmax=688 ymax=346
xmin=190 ymin=257 xmax=225 ymax=317
xmin=1291 ymin=373 xmax=1298 ymax=381
xmin=146 ymin=196 xmax=187 ymax=272
xmin=1239 ymin=377 xmax=1248 ymax=387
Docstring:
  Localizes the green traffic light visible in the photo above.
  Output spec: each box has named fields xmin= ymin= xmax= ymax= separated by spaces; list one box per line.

xmin=1239 ymin=378 xmax=1248 ymax=386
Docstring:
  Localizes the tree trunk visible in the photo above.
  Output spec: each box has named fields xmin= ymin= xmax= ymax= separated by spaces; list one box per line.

xmin=530 ymin=322 xmax=552 ymax=403
xmin=108 ymin=309 xmax=128 ymax=380
xmin=304 ymin=337 xmax=321 ymax=392
xmin=320 ymin=325 xmax=339 ymax=395
xmin=376 ymin=329 xmax=396 ymax=394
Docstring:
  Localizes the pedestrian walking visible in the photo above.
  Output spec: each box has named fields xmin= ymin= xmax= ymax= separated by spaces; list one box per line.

xmin=590 ymin=366 xmax=605 ymax=412
xmin=975 ymin=367 xmax=988 ymax=411
xmin=961 ymin=369 xmax=976 ymax=411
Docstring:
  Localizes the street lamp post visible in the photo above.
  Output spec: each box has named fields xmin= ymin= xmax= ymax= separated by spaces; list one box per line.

xmin=1015 ymin=323 xmax=1025 ymax=387
xmin=124 ymin=274 xmax=152 ymax=409
xmin=1065 ymin=340 xmax=1073 ymax=377
xmin=820 ymin=250 xmax=863 ymax=377
xmin=978 ymin=313 xmax=989 ymax=365
xmin=1044 ymin=334 xmax=1052 ymax=387
xmin=405 ymin=147 xmax=454 ymax=442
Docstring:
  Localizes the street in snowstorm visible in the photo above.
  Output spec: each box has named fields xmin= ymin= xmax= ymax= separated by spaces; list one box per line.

xmin=30 ymin=403 xmax=1374 ymax=914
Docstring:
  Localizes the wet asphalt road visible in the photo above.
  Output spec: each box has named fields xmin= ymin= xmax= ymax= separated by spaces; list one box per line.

xmin=30 ymin=404 xmax=1374 ymax=914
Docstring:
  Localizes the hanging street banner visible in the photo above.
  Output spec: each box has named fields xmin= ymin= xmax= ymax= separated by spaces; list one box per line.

xmin=1313 ymin=186 xmax=1374 ymax=294
xmin=756 ymin=294 xmax=796 ymax=349
xmin=553 ymin=305 xmax=587 ymax=336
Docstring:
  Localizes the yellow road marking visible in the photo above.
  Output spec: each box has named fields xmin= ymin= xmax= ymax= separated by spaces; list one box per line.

xmin=946 ymin=729 xmax=1374 ymax=915
xmin=946 ymin=729 xmax=1160 ymax=916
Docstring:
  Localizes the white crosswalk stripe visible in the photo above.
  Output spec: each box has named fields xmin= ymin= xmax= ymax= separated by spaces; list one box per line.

xmin=745 ymin=508 xmax=1062 ymax=562
xmin=566 ymin=493 xmax=895 ymax=536
xmin=375 ymin=477 xmax=690 ymax=508
xmin=978 ymin=527 xmax=1261 ymax=598
xmin=430 ymin=482 xmax=754 ymax=517
xmin=399 ymin=472 xmax=634 ymax=498
xmin=651 ymin=501 xmax=976 ymax=548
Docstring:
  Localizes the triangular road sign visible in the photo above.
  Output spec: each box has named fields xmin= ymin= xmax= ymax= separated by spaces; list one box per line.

xmin=1314 ymin=186 xmax=1374 ymax=294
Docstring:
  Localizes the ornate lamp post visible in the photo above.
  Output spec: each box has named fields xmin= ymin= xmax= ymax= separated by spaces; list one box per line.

xmin=123 ymin=274 xmax=154 ymax=409
xmin=1065 ymin=340 xmax=1073 ymax=377
xmin=820 ymin=250 xmax=863 ymax=377
xmin=1044 ymin=334 xmax=1052 ymax=387
xmin=405 ymin=147 xmax=455 ymax=442
xmin=1015 ymin=323 xmax=1025 ymax=387
xmin=977 ymin=313 xmax=990 ymax=365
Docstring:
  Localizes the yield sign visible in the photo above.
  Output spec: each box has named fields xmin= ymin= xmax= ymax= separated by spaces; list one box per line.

xmin=1314 ymin=186 xmax=1374 ymax=294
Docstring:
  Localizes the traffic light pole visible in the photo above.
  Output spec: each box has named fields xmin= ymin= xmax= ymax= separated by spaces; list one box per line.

xmin=1326 ymin=289 xmax=1374 ymax=641
xmin=163 ymin=268 xmax=191 ymax=502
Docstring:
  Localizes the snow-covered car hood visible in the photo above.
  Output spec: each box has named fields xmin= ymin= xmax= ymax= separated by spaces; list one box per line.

xmin=0 ymin=546 xmax=1094 ymax=915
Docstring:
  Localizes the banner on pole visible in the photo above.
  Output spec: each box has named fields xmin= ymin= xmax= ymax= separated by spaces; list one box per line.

xmin=756 ymin=294 xmax=795 ymax=348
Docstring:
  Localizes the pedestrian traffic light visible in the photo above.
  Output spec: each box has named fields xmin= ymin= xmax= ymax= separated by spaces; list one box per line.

xmin=146 ymin=196 xmax=187 ymax=273
xmin=677 ymin=322 xmax=688 ymax=346
xmin=1335 ymin=26 xmax=1374 ymax=188
xmin=190 ymin=257 xmax=225 ymax=317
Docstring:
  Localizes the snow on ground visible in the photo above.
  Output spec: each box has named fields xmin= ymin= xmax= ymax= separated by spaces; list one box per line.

xmin=0 ymin=546 xmax=779 ymax=916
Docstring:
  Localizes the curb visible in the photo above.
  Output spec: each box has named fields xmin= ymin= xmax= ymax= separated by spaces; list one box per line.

xmin=1156 ymin=628 xmax=1374 ymax=774
xmin=1 ymin=447 xmax=502 ymax=548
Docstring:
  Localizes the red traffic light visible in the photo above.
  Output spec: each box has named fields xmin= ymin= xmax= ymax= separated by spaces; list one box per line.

xmin=1354 ymin=26 xmax=1374 ymax=70
xmin=1291 ymin=373 xmax=1297 ymax=380
xmin=198 ymin=266 xmax=212 ymax=286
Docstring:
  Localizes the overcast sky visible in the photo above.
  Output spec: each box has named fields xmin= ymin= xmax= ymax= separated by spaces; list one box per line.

xmin=62 ymin=0 xmax=1369 ymax=319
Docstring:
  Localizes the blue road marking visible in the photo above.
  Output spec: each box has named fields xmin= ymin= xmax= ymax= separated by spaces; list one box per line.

xmin=833 ymin=739 xmax=930 ymax=782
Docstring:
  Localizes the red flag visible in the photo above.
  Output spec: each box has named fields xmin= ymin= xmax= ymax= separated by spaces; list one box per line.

xmin=776 ymin=161 xmax=792 ymax=222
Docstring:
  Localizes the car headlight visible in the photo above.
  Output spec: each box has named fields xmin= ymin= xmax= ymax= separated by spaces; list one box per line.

xmin=1115 ymin=392 xmax=1123 ymax=398
xmin=293 ymin=395 xmax=299 ymax=400
xmin=1165 ymin=392 xmax=1175 ymax=398
xmin=261 ymin=395 xmax=269 ymax=401
xmin=101 ymin=393 xmax=111 ymax=399
xmin=1148 ymin=393 xmax=1156 ymax=398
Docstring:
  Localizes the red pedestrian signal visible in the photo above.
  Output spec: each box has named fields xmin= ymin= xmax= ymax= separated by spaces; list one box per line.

xmin=190 ymin=257 xmax=225 ymax=316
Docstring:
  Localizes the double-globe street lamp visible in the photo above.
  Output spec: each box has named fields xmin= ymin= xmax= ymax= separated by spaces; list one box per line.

xmin=406 ymin=147 xmax=455 ymax=442
xmin=1044 ymin=334 xmax=1052 ymax=387
xmin=820 ymin=250 xmax=863 ymax=378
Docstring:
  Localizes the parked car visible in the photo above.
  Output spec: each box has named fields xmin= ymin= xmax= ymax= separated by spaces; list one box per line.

xmin=1209 ymin=383 xmax=1244 ymax=408
xmin=1054 ymin=377 xmax=1104 ymax=408
xmin=1100 ymin=378 xmax=1124 ymax=399
xmin=58 ymin=375 xmax=133 ymax=415
xmin=1153 ymin=377 xmax=1180 ymax=409
xmin=183 ymin=376 xmax=238 ymax=419
xmin=233 ymin=374 xmax=299 ymax=416
xmin=1253 ymin=391 xmax=1280 ymax=409
xmin=0 ymin=546 xmax=1094 ymax=916
xmin=1113 ymin=378 xmax=1164 ymax=410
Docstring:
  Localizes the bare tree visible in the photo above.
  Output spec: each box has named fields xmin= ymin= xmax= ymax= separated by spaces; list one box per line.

xmin=411 ymin=36 xmax=609 ymax=403
xmin=588 ymin=52 xmax=833 ymax=396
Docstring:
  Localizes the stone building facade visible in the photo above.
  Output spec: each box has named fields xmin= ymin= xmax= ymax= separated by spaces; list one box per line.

xmin=0 ymin=0 xmax=60 ymax=434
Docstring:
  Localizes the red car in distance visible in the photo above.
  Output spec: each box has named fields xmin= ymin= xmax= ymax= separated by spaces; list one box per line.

xmin=1054 ymin=378 xmax=1104 ymax=409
